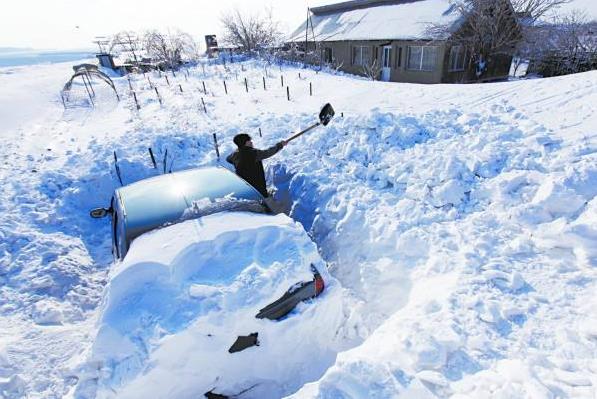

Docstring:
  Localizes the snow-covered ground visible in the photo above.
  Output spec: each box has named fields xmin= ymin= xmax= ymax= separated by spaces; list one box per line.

xmin=0 ymin=57 xmax=595 ymax=398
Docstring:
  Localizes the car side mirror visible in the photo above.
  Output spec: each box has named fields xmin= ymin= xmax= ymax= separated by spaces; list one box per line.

xmin=90 ymin=207 xmax=111 ymax=218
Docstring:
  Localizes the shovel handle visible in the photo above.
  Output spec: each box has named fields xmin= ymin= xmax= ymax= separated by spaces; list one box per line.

xmin=285 ymin=122 xmax=321 ymax=143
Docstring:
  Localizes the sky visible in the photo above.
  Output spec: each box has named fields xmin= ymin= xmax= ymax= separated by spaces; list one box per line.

xmin=1 ymin=0 xmax=595 ymax=51
xmin=0 ymin=0 xmax=332 ymax=51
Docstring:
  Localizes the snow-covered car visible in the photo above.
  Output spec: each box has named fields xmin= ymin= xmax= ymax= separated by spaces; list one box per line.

xmin=90 ymin=166 xmax=266 ymax=260
xmin=81 ymin=167 xmax=343 ymax=398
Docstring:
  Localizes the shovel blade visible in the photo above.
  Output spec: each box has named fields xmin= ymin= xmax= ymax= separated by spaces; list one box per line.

xmin=319 ymin=103 xmax=335 ymax=126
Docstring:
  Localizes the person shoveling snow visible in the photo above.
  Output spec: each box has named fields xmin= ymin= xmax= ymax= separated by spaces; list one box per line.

xmin=227 ymin=103 xmax=335 ymax=212
xmin=226 ymin=133 xmax=287 ymax=198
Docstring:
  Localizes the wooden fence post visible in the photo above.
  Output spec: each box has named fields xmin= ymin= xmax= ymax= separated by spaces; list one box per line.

xmin=244 ymin=77 xmax=248 ymax=92
xmin=132 ymin=91 xmax=140 ymax=110
xmin=223 ymin=80 xmax=228 ymax=95
xmin=310 ymin=82 xmax=312 ymax=96
xmin=154 ymin=87 xmax=162 ymax=106
xmin=281 ymin=75 xmax=284 ymax=87
xmin=163 ymin=149 xmax=168 ymax=173
xmin=212 ymin=133 xmax=220 ymax=160
xmin=287 ymin=86 xmax=290 ymax=101
xmin=263 ymin=76 xmax=266 ymax=90
xmin=148 ymin=147 xmax=157 ymax=169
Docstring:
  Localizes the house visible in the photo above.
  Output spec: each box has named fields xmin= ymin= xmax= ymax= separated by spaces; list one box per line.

xmin=287 ymin=0 xmax=519 ymax=83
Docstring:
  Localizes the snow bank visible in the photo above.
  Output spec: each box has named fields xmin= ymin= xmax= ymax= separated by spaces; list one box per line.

xmin=276 ymin=93 xmax=596 ymax=398
xmin=75 ymin=212 xmax=345 ymax=398
xmin=1 ymin=57 xmax=595 ymax=398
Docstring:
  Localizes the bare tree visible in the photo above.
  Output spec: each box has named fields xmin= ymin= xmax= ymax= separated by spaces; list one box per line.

xmin=220 ymin=7 xmax=282 ymax=52
xmin=511 ymin=0 xmax=571 ymax=23
xmin=362 ymin=58 xmax=382 ymax=81
xmin=427 ymin=0 xmax=569 ymax=76
xmin=143 ymin=30 xmax=199 ymax=69
xmin=170 ymin=30 xmax=201 ymax=61
xmin=431 ymin=1 xmax=522 ymax=57
xmin=143 ymin=30 xmax=175 ymax=68
xmin=323 ymin=58 xmax=344 ymax=73
xmin=111 ymin=31 xmax=141 ymax=63
xmin=526 ymin=10 xmax=597 ymax=75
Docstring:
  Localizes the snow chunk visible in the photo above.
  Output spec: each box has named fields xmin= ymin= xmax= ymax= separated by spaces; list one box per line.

xmin=396 ymin=229 xmax=430 ymax=259
xmin=188 ymin=284 xmax=222 ymax=299
xmin=430 ymin=179 xmax=467 ymax=207
xmin=531 ymin=179 xmax=586 ymax=217
xmin=31 ymin=299 xmax=64 ymax=325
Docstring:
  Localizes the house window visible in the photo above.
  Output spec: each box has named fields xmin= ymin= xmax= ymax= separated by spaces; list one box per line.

xmin=352 ymin=46 xmax=371 ymax=66
xmin=324 ymin=47 xmax=333 ymax=64
xmin=449 ymin=46 xmax=467 ymax=71
xmin=407 ymin=45 xmax=438 ymax=71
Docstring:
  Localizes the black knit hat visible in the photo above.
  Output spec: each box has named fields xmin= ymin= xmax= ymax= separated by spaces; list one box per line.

xmin=233 ymin=133 xmax=252 ymax=147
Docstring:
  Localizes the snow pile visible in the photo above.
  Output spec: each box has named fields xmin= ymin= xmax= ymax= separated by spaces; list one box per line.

xmin=0 ymin=56 xmax=595 ymax=398
xmin=75 ymin=212 xmax=345 ymax=398
xmin=274 ymin=96 xmax=597 ymax=397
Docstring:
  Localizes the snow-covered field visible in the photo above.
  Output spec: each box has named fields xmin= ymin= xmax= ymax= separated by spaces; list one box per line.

xmin=0 ymin=57 xmax=595 ymax=398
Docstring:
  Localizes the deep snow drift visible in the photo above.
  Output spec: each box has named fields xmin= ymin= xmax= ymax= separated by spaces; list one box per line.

xmin=75 ymin=212 xmax=345 ymax=399
xmin=0 ymin=57 xmax=595 ymax=398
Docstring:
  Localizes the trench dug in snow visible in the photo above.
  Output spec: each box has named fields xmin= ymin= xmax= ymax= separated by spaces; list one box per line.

xmin=82 ymin=101 xmax=554 ymax=397
xmin=267 ymin=162 xmax=415 ymax=392
xmin=272 ymin=165 xmax=414 ymax=318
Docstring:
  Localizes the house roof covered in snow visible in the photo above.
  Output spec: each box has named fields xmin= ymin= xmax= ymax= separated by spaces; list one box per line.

xmin=287 ymin=0 xmax=463 ymax=43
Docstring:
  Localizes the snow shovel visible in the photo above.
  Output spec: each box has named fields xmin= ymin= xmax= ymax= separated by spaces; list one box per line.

xmin=284 ymin=103 xmax=335 ymax=144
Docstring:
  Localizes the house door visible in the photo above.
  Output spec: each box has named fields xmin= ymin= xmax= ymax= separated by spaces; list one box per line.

xmin=324 ymin=47 xmax=333 ymax=64
xmin=381 ymin=46 xmax=392 ymax=81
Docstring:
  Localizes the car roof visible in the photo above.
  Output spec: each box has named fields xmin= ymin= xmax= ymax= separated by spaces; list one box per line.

xmin=115 ymin=167 xmax=264 ymax=245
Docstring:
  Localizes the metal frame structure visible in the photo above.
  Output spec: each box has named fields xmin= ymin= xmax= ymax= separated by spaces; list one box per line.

xmin=60 ymin=66 xmax=119 ymax=108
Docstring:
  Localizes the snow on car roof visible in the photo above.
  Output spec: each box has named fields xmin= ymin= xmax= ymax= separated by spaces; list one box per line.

xmin=287 ymin=0 xmax=461 ymax=42
xmin=119 ymin=211 xmax=307 ymax=270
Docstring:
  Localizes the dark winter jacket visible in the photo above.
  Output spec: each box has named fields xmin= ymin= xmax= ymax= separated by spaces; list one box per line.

xmin=226 ymin=143 xmax=283 ymax=197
